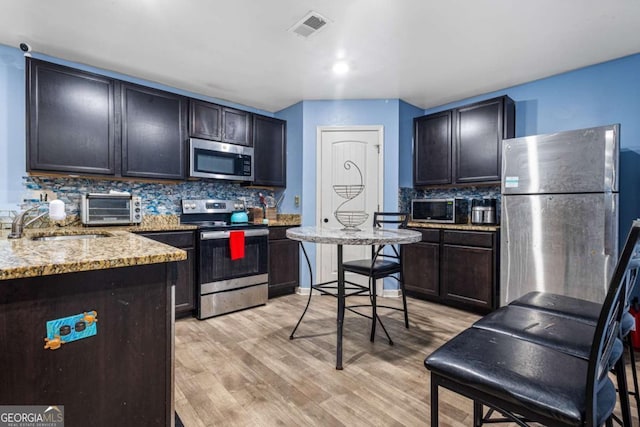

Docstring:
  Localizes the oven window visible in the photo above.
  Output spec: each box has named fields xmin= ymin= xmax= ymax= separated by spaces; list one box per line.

xmin=199 ymin=235 xmax=268 ymax=284
xmin=195 ymin=150 xmax=235 ymax=175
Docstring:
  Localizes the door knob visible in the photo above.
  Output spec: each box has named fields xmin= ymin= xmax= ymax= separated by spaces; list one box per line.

xmin=323 ymin=218 xmax=329 ymax=223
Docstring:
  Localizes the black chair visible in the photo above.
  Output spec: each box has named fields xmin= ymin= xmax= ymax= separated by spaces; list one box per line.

xmin=508 ymin=280 xmax=640 ymax=424
xmin=342 ymin=212 xmax=409 ymax=344
xmin=424 ymin=220 xmax=640 ymax=427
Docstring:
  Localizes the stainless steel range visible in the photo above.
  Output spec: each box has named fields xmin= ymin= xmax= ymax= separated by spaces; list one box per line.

xmin=181 ymin=199 xmax=269 ymax=319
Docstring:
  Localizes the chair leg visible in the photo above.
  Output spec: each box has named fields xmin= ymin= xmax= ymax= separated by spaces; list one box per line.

xmin=399 ymin=272 xmax=409 ymax=329
xmin=430 ymin=376 xmax=439 ymax=427
xmin=370 ymin=276 xmax=377 ymax=342
xmin=627 ymin=335 xmax=640 ymax=421
xmin=473 ymin=401 xmax=483 ymax=427
xmin=614 ymin=355 xmax=632 ymax=427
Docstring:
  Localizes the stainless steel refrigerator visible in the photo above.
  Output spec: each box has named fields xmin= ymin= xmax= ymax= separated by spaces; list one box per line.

xmin=500 ymin=124 xmax=619 ymax=306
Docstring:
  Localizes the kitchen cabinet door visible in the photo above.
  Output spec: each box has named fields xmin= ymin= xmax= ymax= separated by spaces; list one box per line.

xmin=27 ymin=58 xmax=116 ymax=175
xmin=253 ymin=115 xmax=287 ymax=187
xmin=454 ymin=96 xmax=515 ymax=184
xmin=268 ymin=227 xmax=299 ymax=298
xmin=413 ymin=111 xmax=452 ymax=186
xmin=121 ymin=83 xmax=187 ymax=179
xmin=441 ymin=229 xmax=497 ymax=312
xmin=222 ymin=107 xmax=252 ymax=146
xmin=441 ymin=244 xmax=494 ymax=310
xmin=403 ymin=241 xmax=440 ymax=299
xmin=189 ymin=99 xmax=222 ymax=141
xmin=138 ymin=231 xmax=195 ymax=316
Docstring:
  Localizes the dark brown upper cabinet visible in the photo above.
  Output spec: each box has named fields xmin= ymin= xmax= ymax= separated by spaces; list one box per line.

xmin=413 ymin=111 xmax=452 ymax=186
xmin=188 ymin=100 xmax=252 ymax=146
xmin=253 ymin=115 xmax=286 ymax=187
xmin=27 ymin=58 xmax=187 ymax=180
xmin=413 ymin=95 xmax=515 ymax=187
xmin=120 ymin=83 xmax=187 ymax=180
xmin=27 ymin=58 xmax=116 ymax=175
xmin=222 ymin=107 xmax=252 ymax=146
xmin=189 ymin=99 xmax=222 ymax=141
xmin=454 ymin=96 xmax=515 ymax=184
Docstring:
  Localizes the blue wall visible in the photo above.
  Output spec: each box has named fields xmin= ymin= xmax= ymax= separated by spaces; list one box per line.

xmin=274 ymin=101 xmax=303 ymax=214
xmin=399 ymin=100 xmax=424 ymax=187
xmin=398 ymin=53 xmax=640 ymax=243
xmin=0 ymin=45 xmax=26 ymax=210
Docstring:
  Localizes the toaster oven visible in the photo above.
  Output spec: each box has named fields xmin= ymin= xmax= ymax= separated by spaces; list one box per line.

xmin=411 ymin=198 xmax=469 ymax=224
xmin=80 ymin=193 xmax=142 ymax=225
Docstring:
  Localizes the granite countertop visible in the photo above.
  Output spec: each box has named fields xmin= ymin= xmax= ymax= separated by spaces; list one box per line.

xmin=407 ymin=221 xmax=500 ymax=232
xmin=262 ymin=214 xmax=301 ymax=227
xmin=286 ymin=226 xmax=422 ymax=245
xmin=0 ymin=228 xmax=186 ymax=281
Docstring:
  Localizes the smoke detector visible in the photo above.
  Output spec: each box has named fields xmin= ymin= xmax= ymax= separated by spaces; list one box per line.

xmin=288 ymin=11 xmax=330 ymax=38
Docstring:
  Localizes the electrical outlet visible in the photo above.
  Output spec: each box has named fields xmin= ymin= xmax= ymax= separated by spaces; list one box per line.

xmin=294 ymin=195 xmax=300 ymax=207
xmin=29 ymin=190 xmax=57 ymax=202
xmin=44 ymin=311 xmax=98 ymax=350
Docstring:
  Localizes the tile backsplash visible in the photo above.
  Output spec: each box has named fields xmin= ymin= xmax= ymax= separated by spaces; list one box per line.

xmin=399 ymin=185 xmax=501 ymax=220
xmin=22 ymin=176 xmax=283 ymax=216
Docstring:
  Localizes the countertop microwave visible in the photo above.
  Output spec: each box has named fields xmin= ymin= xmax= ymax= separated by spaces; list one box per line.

xmin=81 ymin=193 xmax=142 ymax=225
xmin=411 ymin=198 xmax=469 ymax=224
xmin=189 ymin=138 xmax=254 ymax=181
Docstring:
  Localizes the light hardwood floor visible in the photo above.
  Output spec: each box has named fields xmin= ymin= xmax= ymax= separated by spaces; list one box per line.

xmin=174 ymin=294 xmax=639 ymax=426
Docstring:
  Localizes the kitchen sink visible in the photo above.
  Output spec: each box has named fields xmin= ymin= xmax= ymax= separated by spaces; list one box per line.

xmin=31 ymin=233 xmax=111 ymax=242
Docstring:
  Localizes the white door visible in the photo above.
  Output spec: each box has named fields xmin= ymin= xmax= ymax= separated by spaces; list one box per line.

xmin=317 ymin=126 xmax=383 ymax=288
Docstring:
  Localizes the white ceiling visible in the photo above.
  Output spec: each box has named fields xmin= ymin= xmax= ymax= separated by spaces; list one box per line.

xmin=1 ymin=1 xmax=640 ymax=113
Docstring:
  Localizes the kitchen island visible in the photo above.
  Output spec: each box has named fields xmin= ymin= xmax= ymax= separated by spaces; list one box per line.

xmin=0 ymin=228 xmax=186 ymax=426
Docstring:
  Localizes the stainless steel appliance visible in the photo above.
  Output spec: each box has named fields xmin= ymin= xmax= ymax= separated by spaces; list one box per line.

xmin=189 ymin=138 xmax=254 ymax=181
xmin=181 ymin=199 xmax=268 ymax=319
xmin=411 ymin=198 xmax=469 ymax=223
xmin=501 ymin=124 xmax=619 ymax=306
xmin=471 ymin=198 xmax=497 ymax=225
xmin=80 ymin=193 xmax=142 ymax=225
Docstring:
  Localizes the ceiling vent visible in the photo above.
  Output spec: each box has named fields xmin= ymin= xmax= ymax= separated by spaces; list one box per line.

xmin=288 ymin=11 xmax=330 ymax=38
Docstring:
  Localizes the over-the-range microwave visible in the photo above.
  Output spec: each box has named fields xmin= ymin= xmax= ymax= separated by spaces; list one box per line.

xmin=189 ymin=138 xmax=254 ymax=181
xmin=411 ymin=198 xmax=469 ymax=224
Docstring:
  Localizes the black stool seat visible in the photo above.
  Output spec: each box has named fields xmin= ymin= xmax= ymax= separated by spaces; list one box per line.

xmin=511 ymin=291 xmax=601 ymax=324
xmin=342 ymin=258 xmax=400 ymax=276
xmin=473 ymin=305 xmax=596 ymax=359
xmin=425 ymin=327 xmax=617 ymax=427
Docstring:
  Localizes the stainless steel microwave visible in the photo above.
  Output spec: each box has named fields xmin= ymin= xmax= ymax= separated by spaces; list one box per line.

xmin=189 ymin=138 xmax=254 ymax=181
xmin=411 ymin=198 xmax=469 ymax=224
xmin=81 ymin=193 xmax=142 ymax=225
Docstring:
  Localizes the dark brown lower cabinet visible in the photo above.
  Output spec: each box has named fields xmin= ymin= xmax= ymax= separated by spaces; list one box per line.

xmin=403 ymin=229 xmax=440 ymax=298
xmin=138 ymin=230 xmax=195 ymax=316
xmin=403 ymin=227 xmax=499 ymax=313
xmin=0 ymin=263 xmax=174 ymax=426
xmin=268 ymin=226 xmax=299 ymax=298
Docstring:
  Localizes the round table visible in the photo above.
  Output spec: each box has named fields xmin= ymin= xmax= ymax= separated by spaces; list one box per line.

xmin=286 ymin=226 xmax=422 ymax=369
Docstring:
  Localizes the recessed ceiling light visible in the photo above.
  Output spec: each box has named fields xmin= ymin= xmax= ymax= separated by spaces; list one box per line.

xmin=332 ymin=61 xmax=349 ymax=75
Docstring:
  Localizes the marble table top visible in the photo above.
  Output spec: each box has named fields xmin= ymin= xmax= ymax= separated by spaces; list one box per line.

xmin=286 ymin=226 xmax=422 ymax=245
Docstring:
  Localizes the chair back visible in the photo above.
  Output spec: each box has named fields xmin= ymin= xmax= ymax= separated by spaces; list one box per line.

xmin=586 ymin=220 xmax=640 ymax=425
xmin=371 ymin=212 xmax=409 ymax=260
xmin=373 ymin=212 xmax=408 ymax=229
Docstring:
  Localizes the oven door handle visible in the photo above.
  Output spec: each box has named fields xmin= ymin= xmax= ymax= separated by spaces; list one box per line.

xmin=200 ymin=229 xmax=269 ymax=240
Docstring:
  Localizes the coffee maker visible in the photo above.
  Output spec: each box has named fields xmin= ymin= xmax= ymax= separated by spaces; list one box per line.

xmin=471 ymin=198 xmax=497 ymax=225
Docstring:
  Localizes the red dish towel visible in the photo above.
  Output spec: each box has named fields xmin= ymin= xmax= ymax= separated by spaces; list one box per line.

xmin=229 ymin=230 xmax=245 ymax=260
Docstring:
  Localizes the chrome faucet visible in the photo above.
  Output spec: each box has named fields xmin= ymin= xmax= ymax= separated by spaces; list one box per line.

xmin=7 ymin=206 xmax=48 ymax=239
